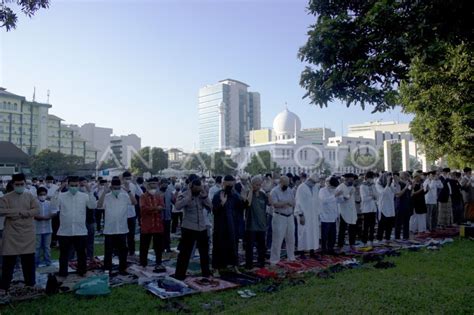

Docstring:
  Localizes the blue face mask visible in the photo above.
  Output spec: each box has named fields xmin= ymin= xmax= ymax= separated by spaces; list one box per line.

xmin=69 ymin=187 xmax=79 ymax=195
xmin=112 ymin=190 xmax=120 ymax=197
xmin=14 ymin=187 xmax=25 ymax=194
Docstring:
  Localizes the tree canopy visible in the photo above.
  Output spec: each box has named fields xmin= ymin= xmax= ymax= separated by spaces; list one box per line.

xmin=299 ymin=0 xmax=473 ymax=164
xmin=30 ymin=149 xmax=84 ymax=176
xmin=244 ymin=151 xmax=279 ymax=176
xmin=400 ymin=43 xmax=474 ymax=167
xmin=130 ymin=147 xmax=168 ymax=176
xmin=299 ymin=0 xmax=471 ymax=112
xmin=1 ymin=0 xmax=49 ymax=31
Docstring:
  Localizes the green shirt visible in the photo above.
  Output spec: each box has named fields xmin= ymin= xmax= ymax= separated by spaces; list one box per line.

xmin=245 ymin=191 xmax=269 ymax=232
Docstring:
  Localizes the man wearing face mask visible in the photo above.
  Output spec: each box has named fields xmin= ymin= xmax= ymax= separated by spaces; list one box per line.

xmin=122 ymin=171 xmax=143 ymax=256
xmin=376 ymin=172 xmax=399 ymax=243
xmin=211 ymin=175 xmax=245 ymax=272
xmin=98 ymin=178 xmax=136 ymax=275
xmin=319 ymin=176 xmax=345 ymax=255
xmin=78 ymin=177 xmax=96 ymax=261
xmin=295 ymin=173 xmax=321 ymax=258
xmin=360 ymin=171 xmax=378 ymax=246
xmin=437 ymin=168 xmax=453 ymax=228
xmin=174 ymin=177 xmax=212 ymax=280
xmin=336 ymin=174 xmax=357 ymax=251
xmin=394 ymin=172 xmax=413 ymax=240
xmin=269 ymin=176 xmax=296 ymax=265
xmin=44 ymin=176 xmax=59 ymax=200
xmin=138 ymin=178 xmax=166 ymax=272
xmin=34 ymin=187 xmax=58 ymax=267
xmin=57 ymin=176 xmax=97 ymax=278
xmin=94 ymin=179 xmax=108 ymax=233
xmin=0 ymin=173 xmax=40 ymax=291
xmin=159 ymin=178 xmax=173 ymax=253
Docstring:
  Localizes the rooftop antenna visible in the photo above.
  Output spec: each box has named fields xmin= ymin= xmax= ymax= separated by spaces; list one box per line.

xmin=32 ymin=86 xmax=36 ymax=102
xmin=47 ymin=90 xmax=50 ymax=103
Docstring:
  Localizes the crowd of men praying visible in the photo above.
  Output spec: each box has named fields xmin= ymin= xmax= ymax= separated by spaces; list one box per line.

xmin=0 ymin=167 xmax=473 ymax=293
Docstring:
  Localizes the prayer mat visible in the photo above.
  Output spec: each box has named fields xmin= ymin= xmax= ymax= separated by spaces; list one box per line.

xmin=219 ymin=271 xmax=261 ymax=286
xmin=185 ymin=276 xmax=238 ymax=292
xmin=276 ymin=261 xmax=308 ymax=273
xmin=109 ymin=273 xmax=139 ymax=288
xmin=145 ymin=276 xmax=197 ymax=300
xmin=253 ymin=268 xmax=279 ymax=279
xmin=4 ymin=285 xmax=45 ymax=303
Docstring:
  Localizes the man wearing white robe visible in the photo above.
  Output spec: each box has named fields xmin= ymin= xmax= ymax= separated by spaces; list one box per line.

xmin=336 ymin=174 xmax=357 ymax=250
xmin=295 ymin=173 xmax=321 ymax=257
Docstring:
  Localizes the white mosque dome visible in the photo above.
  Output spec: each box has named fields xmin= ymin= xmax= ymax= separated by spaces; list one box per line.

xmin=273 ymin=108 xmax=302 ymax=136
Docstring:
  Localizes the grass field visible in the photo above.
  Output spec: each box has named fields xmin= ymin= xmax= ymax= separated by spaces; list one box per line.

xmin=1 ymin=239 xmax=473 ymax=314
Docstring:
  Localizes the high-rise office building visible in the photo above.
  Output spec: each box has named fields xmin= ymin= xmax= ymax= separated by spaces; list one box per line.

xmin=198 ymin=79 xmax=261 ymax=153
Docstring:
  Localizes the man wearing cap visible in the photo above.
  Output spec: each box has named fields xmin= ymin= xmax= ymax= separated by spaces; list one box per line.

xmin=139 ymin=178 xmax=166 ymax=272
xmin=295 ymin=173 xmax=321 ymax=258
xmin=98 ymin=178 xmax=136 ymax=274
xmin=423 ymin=171 xmax=443 ymax=230
xmin=0 ymin=173 xmax=40 ymax=291
xmin=57 ymin=176 xmax=97 ymax=277
xmin=122 ymin=171 xmax=143 ymax=256
xmin=336 ymin=174 xmax=357 ymax=251
xmin=244 ymin=176 xmax=270 ymax=269
xmin=212 ymin=175 xmax=245 ymax=271
xmin=269 ymin=176 xmax=296 ymax=265
xmin=437 ymin=168 xmax=453 ymax=227
xmin=174 ymin=177 xmax=212 ymax=280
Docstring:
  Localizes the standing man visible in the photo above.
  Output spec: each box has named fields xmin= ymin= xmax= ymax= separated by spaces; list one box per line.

xmin=139 ymin=178 xmax=166 ymax=272
xmin=423 ymin=171 xmax=443 ymax=230
xmin=244 ymin=176 xmax=270 ymax=269
xmin=174 ymin=178 xmax=212 ymax=280
xmin=208 ymin=176 xmax=222 ymax=202
xmin=57 ymin=176 xmax=97 ymax=277
xmin=438 ymin=168 xmax=453 ymax=228
xmin=98 ymin=178 xmax=136 ymax=274
xmin=269 ymin=176 xmax=296 ymax=265
xmin=295 ymin=173 xmax=321 ymax=258
xmin=360 ymin=171 xmax=378 ymax=246
xmin=0 ymin=173 xmax=40 ymax=291
xmin=122 ymin=171 xmax=143 ymax=256
xmin=394 ymin=172 xmax=413 ymax=240
xmin=319 ymin=177 xmax=344 ymax=255
xmin=35 ymin=187 xmax=58 ymax=266
xmin=376 ymin=173 xmax=399 ymax=243
xmin=160 ymin=178 xmax=173 ymax=253
xmin=336 ymin=174 xmax=357 ymax=251
xmin=212 ymin=175 xmax=244 ymax=271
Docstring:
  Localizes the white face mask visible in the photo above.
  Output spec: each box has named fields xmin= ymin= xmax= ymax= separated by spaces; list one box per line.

xmin=38 ymin=195 xmax=47 ymax=202
xmin=148 ymin=189 xmax=156 ymax=195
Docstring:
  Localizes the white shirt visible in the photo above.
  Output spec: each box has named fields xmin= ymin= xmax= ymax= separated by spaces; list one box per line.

xmin=360 ymin=183 xmax=378 ymax=213
xmin=103 ymin=192 xmax=131 ymax=235
xmin=35 ymin=200 xmax=58 ymax=234
xmin=126 ymin=183 xmax=143 ymax=218
xmin=336 ymin=183 xmax=357 ymax=224
xmin=319 ymin=186 xmax=344 ymax=223
xmin=46 ymin=184 xmax=59 ymax=198
xmin=57 ymin=191 xmax=97 ymax=236
xmin=375 ymin=182 xmax=398 ymax=217
xmin=208 ymin=184 xmax=221 ymax=202
xmin=423 ymin=179 xmax=443 ymax=204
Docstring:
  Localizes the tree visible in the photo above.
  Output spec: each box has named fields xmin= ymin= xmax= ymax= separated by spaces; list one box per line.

xmin=30 ymin=149 xmax=83 ymax=176
xmin=313 ymin=157 xmax=331 ymax=176
xmin=209 ymin=152 xmax=237 ymax=176
xmin=244 ymin=151 xmax=279 ymax=176
xmin=344 ymin=151 xmax=377 ymax=170
xmin=299 ymin=0 xmax=471 ymax=112
xmin=181 ymin=152 xmax=211 ymax=173
xmin=400 ymin=43 xmax=474 ymax=166
xmin=130 ymin=147 xmax=168 ymax=176
xmin=1 ymin=0 xmax=49 ymax=31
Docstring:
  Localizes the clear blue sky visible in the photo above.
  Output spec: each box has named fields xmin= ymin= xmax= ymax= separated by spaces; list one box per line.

xmin=0 ymin=0 xmax=412 ymax=151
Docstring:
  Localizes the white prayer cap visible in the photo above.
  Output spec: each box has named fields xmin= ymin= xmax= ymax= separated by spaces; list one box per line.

xmin=309 ymin=173 xmax=319 ymax=182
